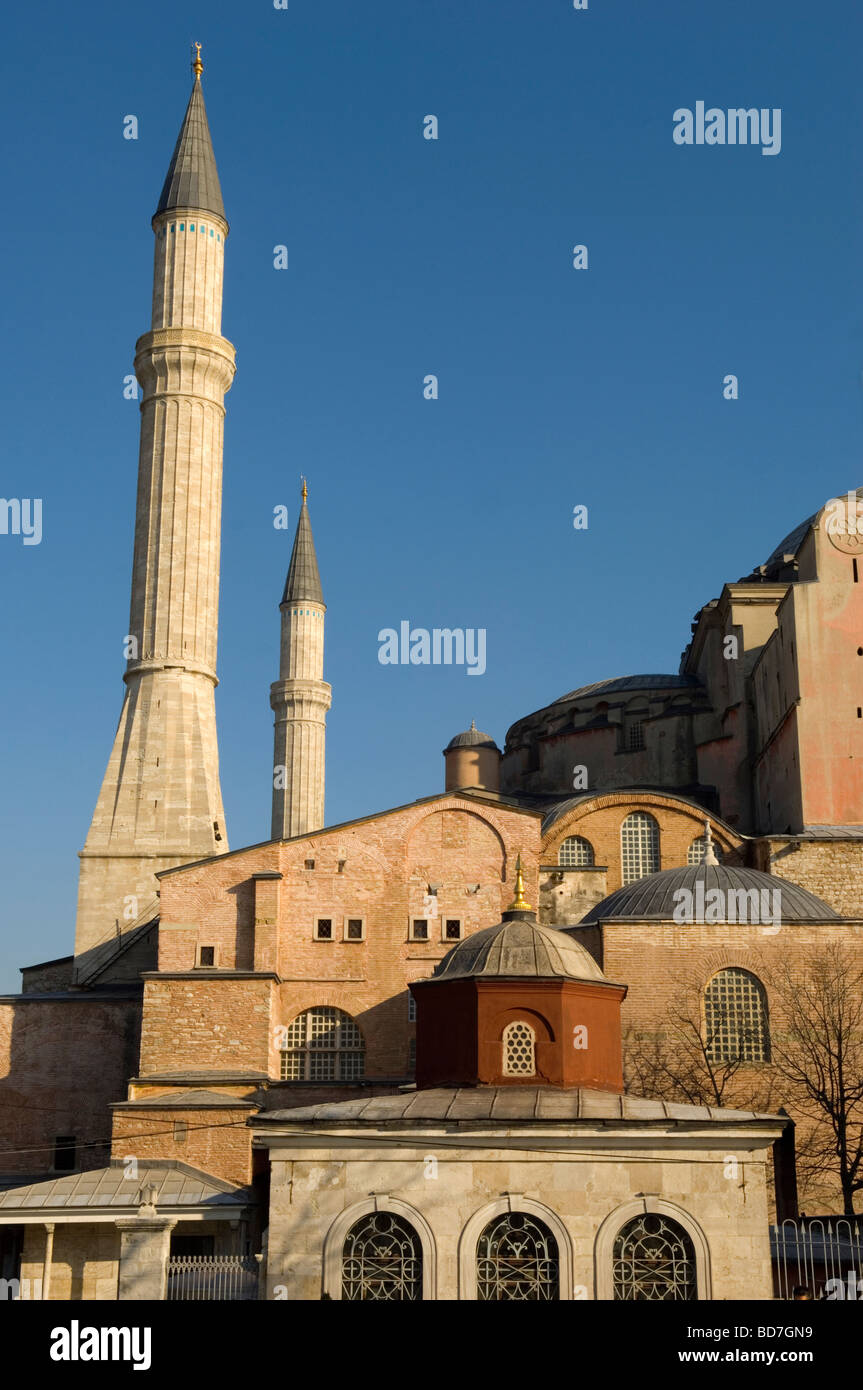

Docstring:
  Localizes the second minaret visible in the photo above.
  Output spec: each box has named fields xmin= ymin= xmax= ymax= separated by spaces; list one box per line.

xmin=270 ymin=483 xmax=332 ymax=838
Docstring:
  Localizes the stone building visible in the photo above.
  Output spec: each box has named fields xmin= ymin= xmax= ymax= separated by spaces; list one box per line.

xmin=1 ymin=52 xmax=861 ymax=1299
xmin=255 ymin=873 xmax=784 ymax=1301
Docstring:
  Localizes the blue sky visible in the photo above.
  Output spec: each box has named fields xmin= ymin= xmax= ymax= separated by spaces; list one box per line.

xmin=1 ymin=0 xmax=861 ymax=988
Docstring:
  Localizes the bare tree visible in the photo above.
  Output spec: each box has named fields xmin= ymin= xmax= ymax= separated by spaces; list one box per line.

xmin=623 ymin=970 xmax=775 ymax=1111
xmin=765 ymin=943 xmax=863 ymax=1217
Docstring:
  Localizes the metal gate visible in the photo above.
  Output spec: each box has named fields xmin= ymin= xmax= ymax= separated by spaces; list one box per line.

xmin=771 ymin=1219 xmax=863 ymax=1300
xmin=166 ymin=1255 xmax=259 ymax=1301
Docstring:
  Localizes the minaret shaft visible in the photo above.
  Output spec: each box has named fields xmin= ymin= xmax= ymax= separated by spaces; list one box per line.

xmin=270 ymin=496 xmax=331 ymax=839
xmin=74 ymin=69 xmax=233 ymax=971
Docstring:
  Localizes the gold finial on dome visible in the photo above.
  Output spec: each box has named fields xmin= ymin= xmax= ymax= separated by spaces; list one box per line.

xmin=301 ymin=476 xmax=308 ymax=503
xmin=192 ymin=42 xmax=203 ymax=78
xmin=508 ymin=853 xmax=532 ymax=911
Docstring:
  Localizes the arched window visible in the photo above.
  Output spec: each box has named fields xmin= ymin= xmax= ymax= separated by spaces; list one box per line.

xmin=613 ymin=1213 xmax=697 ymax=1300
xmin=502 ymin=1021 xmax=536 ymax=1076
xmin=620 ymin=812 xmax=660 ymax=883
xmin=558 ymin=835 xmax=595 ymax=867
xmin=279 ymin=1006 xmax=365 ymax=1081
xmin=342 ymin=1212 xmax=422 ymax=1300
xmin=476 ymin=1212 xmax=559 ymax=1300
xmin=704 ymin=968 xmax=769 ymax=1063
xmin=687 ymin=834 xmax=723 ymax=865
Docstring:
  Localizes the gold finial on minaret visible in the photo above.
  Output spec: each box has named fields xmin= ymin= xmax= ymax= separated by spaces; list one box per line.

xmin=192 ymin=42 xmax=203 ymax=78
xmin=508 ymin=853 xmax=532 ymax=911
xmin=301 ymin=477 xmax=308 ymax=503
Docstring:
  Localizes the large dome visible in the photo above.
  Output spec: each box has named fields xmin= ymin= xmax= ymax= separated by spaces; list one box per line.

xmin=432 ymin=910 xmax=606 ymax=981
xmin=580 ymin=862 xmax=839 ymax=924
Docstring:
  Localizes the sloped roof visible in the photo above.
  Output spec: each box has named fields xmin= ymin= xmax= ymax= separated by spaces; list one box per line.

xmin=553 ymin=675 xmax=701 ymax=705
xmin=0 ymin=1161 xmax=250 ymax=1212
xmin=257 ymin=1086 xmax=782 ymax=1127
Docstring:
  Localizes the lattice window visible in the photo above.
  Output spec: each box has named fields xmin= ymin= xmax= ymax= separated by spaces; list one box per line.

xmin=625 ymin=720 xmax=645 ymax=751
xmin=279 ymin=1006 xmax=365 ymax=1081
xmin=704 ymin=968 xmax=769 ymax=1063
xmin=620 ymin=812 xmax=660 ymax=884
xmin=687 ymin=835 xmax=723 ymax=865
xmin=342 ymin=1212 xmax=422 ymax=1301
xmin=503 ymin=1021 xmax=536 ymax=1076
xmin=476 ymin=1213 xmax=559 ymax=1301
xmin=613 ymin=1213 xmax=697 ymax=1300
xmin=558 ymin=835 xmax=594 ymax=867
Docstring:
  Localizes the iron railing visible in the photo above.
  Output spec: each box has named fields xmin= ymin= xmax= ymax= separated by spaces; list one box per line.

xmin=166 ymin=1255 xmax=259 ymax=1301
xmin=771 ymin=1219 xmax=863 ymax=1300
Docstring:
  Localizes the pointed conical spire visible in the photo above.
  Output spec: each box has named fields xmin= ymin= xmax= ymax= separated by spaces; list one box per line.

xmin=281 ymin=480 xmax=324 ymax=605
xmin=155 ymin=46 xmax=225 ymax=222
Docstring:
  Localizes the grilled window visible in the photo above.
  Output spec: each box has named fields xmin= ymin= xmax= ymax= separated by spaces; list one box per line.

xmin=613 ymin=1214 xmax=697 ymax=1301
xmin=704 ymin=968 xmax=769 ymax=1063
xmin=503 ymin=1021 xmax=536 ymax=1076
xmin=558 ymin=835 xmax=594 ymax=867
xmin=410 ymin=919 xmax=429 ymax=941
xmin=476 ymin=1213 xmax=559 ymax=1301
xmin=342 ymin=1213 xmax=422 ymax=1301
xmin=314 ymin=918 xmax=333 ymax=941
xmin=279 ymin=1006 xmax=365 ymax=1081
xmin=620 ymin=812 xmax=660 ymax=884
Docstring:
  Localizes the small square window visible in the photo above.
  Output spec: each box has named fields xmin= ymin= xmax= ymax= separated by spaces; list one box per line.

xmin=198 ymin=945 xmax=216 ymax=967
xmin=345 ymin=918 xmax=364 ymax=941
xmin=408 ymin=992 xmax=417 ymax=1022
xmin=410 ymin=919 xmax=429 ymax=941
xmin=304 ymin=858 xmax=315 ymax=870
xmin=444 ymin=919 xmax=462 ymax=941
xmin=315 ymin=918 xmax=333 ymax=941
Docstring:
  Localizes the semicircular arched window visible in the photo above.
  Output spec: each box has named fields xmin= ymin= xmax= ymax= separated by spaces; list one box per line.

xmin=620 ymin=811 xmax=660 ymax=884
xmin=477 ymin=1212 xmax=559 ymax=1301
xmin=704 ymin=968 xmax=770 ymax=1063
xmin=279 ymin=1006 xmax=365 ymax=1081
xmin=613 ymin=1213 xmax=697 ymax=1300
xmin=558 ymin=835 xmax=595 ymax=867
xmin=502 ymin=1020 xmax=536 ymax=1076
xmin=342 ymin=1211 xmax=422 ymax=1301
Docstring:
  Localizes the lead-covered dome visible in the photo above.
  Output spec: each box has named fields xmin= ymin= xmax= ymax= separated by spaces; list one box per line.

xmin=581 ymin=862 xmax=839 ymax=924
xmin=432 ymin=909 xmax=606 ymax=981
xmin=444 ymin=720 xmax=499 ymax=752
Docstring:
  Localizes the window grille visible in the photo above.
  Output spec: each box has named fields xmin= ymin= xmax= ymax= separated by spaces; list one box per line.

xmin=408 ymin=992 xmax=417 ymax=1022
xmin=345 ymin=918 xmax=364 ymax=940
xmin=503 ymin=1021 xmax=536 ymax=1076
xmin=444 ymin=919 xmax=461 ymax=940
xmin=704 ymin=968 xmax=769 ymax=1063
xmin=342 ymin=1212 xmax=422 ymax=1301
xmin=279 ymin=1006 xmax=365 ymax=1081
xmin=620 ymin=812 xmax=660 ymax=884
xmin=558 ymin=836 xmax=594 ymax=867
xmin=612 ymin=1213 xmax=697 ymax=1300
xmin=314 ymin=918 xmax=333 ymax=941
xmin=625 ymin=720 xmax=645 ymax=751
xmin=476 ymin=1213 xmax=559 ymax=1301
xmin=411 ymin=919 xmax=429 ymax=941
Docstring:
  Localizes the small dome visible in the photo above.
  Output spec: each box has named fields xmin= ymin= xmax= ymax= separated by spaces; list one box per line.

xmin=431 ymin=910 xmax=606 ymax=982
xmin=581 ymin=862 xmax=839 ymax=924
xmin=444 ymin=720 xmax=499 ymax=752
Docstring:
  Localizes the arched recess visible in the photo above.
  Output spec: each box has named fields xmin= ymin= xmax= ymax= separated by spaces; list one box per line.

xmin=458 ymin=1195 xmax=574 ymax=1300
xmin=322 ymin=1195 xmax=437 ymax=1300
xmin=406 ymin=806 xmax=508 ymax=883
xmin=593 ymin=1196 xmax=712 ymax=1301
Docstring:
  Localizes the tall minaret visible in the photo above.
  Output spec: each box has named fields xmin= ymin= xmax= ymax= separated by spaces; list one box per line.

xmin=270 ymin=482 xmax=332 ymax=838
xmin=74 ymin=46 xmax=235 ymax=968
